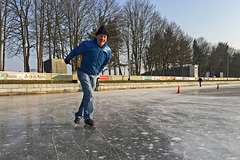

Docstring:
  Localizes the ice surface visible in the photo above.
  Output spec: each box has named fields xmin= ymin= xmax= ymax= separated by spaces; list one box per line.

xmin=0 ymin=84 xmax=240 ymax=159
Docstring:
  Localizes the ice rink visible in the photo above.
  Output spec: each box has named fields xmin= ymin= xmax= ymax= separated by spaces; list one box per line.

xmin=1 ymin=84 xmax=240 ymax=160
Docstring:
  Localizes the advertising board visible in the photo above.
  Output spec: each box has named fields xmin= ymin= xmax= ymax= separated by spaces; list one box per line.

xmin=0 ymin=72 xmax=4 ymax=79
xmin=6 ymin=73 xmax=46 ymax=80
xmin=99 ymin=75 xmax=109 ymax=80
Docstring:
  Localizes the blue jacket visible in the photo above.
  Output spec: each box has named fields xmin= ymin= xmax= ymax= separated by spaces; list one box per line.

xmin=65 ymin=38 xmax=111 ymax=75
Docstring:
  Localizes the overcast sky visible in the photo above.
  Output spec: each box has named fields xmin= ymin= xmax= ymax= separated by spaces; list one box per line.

xmin=5 ymin=0 xmax=240 ymax=72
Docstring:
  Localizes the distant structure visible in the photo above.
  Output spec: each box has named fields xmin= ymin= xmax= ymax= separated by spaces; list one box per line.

xmin=44 ymin=59 xmax=67 ymax=73
xmin=189 ymin=64 xmax=199 ymax=77
xmin=141 ymin=64 xmax=199 ymax=77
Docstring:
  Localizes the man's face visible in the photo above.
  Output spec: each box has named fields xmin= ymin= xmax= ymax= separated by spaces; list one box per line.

xmin=96 ymin=34 xmax=107 ymax=47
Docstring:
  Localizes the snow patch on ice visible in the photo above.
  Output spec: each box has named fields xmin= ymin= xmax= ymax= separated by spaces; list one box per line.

xmin=225 ymin=157 xmax=239 ymax=160
xmin=98 ymin=156 xmax=106 ymax=159
xmin=171 ymin=137 xmax=181 ymax=143
xmin=139 ymin=155 xmax=146 ymax=160
xmin=148 ymin=143 xmax=154 ymax=150
xmin=141 ymin=132 xmax=149 ymax=135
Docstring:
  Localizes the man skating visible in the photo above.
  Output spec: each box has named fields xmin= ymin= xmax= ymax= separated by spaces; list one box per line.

xmin=64 ymin=26 xmax=111 ymax=126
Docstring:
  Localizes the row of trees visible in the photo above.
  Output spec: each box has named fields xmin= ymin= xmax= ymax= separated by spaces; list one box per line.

xmin=0 ymin=0 xmax=240 ymax=77
xmin=193 ymin=38 xmax=240 ymax=77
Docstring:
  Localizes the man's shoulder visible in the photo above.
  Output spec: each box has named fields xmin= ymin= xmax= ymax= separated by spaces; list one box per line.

xmin=103 ymin=45 xmax=111 ymax=54
xmin=103 ymin=44 xmax=111 ymax=50
xmin=81 ymin=39 xmax=95 ymax=45
xmin=104 ymin=44 xmax=111 ymax=49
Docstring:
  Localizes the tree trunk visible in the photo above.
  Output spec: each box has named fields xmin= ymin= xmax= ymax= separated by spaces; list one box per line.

xmin=0 ymin=1 xmax=2 ymax=71
xmin=38 ymin=1 xmax=45 ymax=72
xmin=34 ymin=0 xmax=39 ymax=72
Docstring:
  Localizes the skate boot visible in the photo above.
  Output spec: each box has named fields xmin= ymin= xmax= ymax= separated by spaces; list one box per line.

xmin=84 ymin=119 xmax=94 ymax=127
xmin=74 ymin=117 xmax=81 ymax=127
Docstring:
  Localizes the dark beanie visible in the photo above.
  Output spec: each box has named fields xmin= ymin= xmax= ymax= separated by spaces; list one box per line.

xmin=96 ymin=25 xmax=109 ymax=37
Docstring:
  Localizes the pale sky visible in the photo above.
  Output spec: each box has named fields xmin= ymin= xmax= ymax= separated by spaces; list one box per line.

xmin=4 ymin=0 xmax=240 ymax=72
xmin=118 ymin=0 xmax=240 ymax=49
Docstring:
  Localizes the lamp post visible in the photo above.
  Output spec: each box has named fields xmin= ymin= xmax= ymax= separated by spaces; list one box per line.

xmin=227 ymin=53 xmax=229 ymax=80
xmin=128 ymin=23 xmax=131 ymax=81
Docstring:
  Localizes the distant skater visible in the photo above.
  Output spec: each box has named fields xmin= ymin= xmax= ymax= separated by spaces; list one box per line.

xmin=198 ymin=77 xmax=203 ymax=87
xmin=64 ymin=26 xmax=111 ymax=127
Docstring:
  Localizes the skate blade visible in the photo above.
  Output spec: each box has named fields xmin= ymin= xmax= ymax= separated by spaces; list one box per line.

xmin=74 ymin=123 xmax=79 ymax=128
xmin=84 ymin=124 xmax=96 ymax=129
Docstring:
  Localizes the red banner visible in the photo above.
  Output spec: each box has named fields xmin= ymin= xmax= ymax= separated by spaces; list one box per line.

xmin=99 ymin=75 xmax=109 ymax=80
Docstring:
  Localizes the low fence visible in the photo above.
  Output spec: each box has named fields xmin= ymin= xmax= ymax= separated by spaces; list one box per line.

xmin=1 ymin=71 xmax=240 ymax=82
xmin=97 ymin=75 xmax=240 ymax=81
xmin=97 ymin=81 xmax=240 ymax=91
xmin=1 ymin=71 xmax=240 ymax=95
xmin=0 ymin=71 xmax=72 ymax=81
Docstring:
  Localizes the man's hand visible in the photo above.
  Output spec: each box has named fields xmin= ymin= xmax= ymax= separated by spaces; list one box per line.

xmin=64 ymin=58 xmax=71 ymax=64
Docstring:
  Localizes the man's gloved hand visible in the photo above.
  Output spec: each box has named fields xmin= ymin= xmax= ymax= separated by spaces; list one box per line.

xmin=64 ymin=58 xmax=71 ymax=64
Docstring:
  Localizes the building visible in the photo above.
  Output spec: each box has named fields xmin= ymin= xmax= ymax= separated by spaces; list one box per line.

xmin=44 ymin=59 xmax=67 ymax=74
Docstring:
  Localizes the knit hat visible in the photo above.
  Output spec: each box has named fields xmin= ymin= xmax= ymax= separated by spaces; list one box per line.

xmin=96 ymin=25 xmax=109 ymax=37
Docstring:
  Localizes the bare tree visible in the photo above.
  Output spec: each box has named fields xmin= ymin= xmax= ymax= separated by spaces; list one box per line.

xmin=123 ymin=0 xmax=157 ymax=75
xmin=106 ymin=19 xmax=123 ymax=75
xmin=229 ymin=49 xmax=240 ymax=77
xmin=45 ymin=0 xmax=54 ymax=60
xmin=177 ymin=33 xmax=192 ymax=76
xmin=9 ymin=0 xmax=32 ymax=72
xmin=89 ymin=0 xmax=121 ymax=75
xmin=144 ymin=16 xmax=167 ymax=75
xmin=33 ymin=0 xmax=46 ymax=72
xmin=193 ymin=37 xmax=211 ymax=76
xmin=209 ymin=42 xmax=229 ymax=77
xmin=144 ymin=20 xmax=192 ymax=76
xmin=90 ymin=0 xmax=119 ymax=29
xmin=63 ymin=0 xmax=94 ymax=71
xmin=0 ymin=0 xmax=13 ymax=71
xmin=160 ymin=23 xmax=180 ymax=76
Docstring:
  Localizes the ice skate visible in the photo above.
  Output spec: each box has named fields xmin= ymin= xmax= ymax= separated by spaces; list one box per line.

xmin=84 ymin=119 xmax=95 ymax=128
xmin=74 ymin=117 xmax=81 ymax=127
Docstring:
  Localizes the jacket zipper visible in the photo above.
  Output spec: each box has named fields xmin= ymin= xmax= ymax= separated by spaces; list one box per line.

xmin=96 ymin=47 xmax=101 ymax=70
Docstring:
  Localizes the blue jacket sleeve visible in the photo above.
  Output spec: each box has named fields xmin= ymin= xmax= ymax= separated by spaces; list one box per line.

xmin=65 ymin=42 xmax=86 ymax=61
